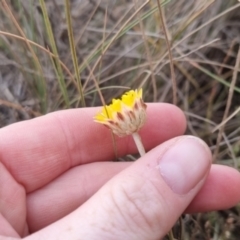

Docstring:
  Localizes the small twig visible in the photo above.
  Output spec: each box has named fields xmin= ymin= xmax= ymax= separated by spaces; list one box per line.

xmin=213 ymin=46 xmax=240 ymax=161
xmin=0 ymin=99 xmax=41 ymax=117
xmin=156 ymin=0 xmax=177 ymax=105
xmin=212 ymin=106 xmax=240 ymax=133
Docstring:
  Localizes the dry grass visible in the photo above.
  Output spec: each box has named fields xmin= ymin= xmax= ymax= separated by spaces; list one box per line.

xmin=0 ymin=0 xmax=240 ymax=239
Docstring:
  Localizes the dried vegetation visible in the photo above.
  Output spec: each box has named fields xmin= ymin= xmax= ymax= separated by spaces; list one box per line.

xmin=0 ymin=0 xmax=240 ymax=239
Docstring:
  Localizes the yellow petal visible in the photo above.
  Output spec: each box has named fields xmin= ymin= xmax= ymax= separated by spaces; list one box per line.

xmin=122 ymin=90 xmax=135 ymax=107
xmin=110 ymin=99 xmax=122 ymax=112
xmin=94 ymin=113 xmax=106 ymax=122
xmin=103 ymin=105 xmax=113 ymax=119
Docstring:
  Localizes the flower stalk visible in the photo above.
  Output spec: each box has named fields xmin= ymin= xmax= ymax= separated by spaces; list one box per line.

xmin=132 ymin=132 xmax=145 ymax=157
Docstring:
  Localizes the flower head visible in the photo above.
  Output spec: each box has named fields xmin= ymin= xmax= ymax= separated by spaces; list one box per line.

xmin=94 ymin=89 xmax=147 ymax=137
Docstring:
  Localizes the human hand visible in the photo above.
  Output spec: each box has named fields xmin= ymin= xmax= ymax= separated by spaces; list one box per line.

xmin=0 ymin=103 xmax=240 ymax=240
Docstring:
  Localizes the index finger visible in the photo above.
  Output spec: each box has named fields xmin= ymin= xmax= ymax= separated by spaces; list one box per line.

xmin=0 ymin=103 xmax=186 ymax=192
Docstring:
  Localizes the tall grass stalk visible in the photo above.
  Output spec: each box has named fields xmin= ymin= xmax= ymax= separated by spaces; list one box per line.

xmin=39 ymin=0 xmax=70 ymax=108
xmin=64 ymin=0 xmax=85 ymax=107
xmin=157 ymin=0 xmax=177 ymax=105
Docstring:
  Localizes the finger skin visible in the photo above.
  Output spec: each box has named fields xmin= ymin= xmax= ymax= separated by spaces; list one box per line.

xmin=25 ymin=136 xmax=212 ymax=240
xmin=0 ymin=103 xmax=186 ymax=192
xmin=186 ymin=165 xmax=240 ymax=213
xmin=0 ymin=162 xmax=26 ymax=237
xmin=27 ymin=162 xmax=129 ymax=232
xmin=26 ymin=162 xmax=240 ymax=233
xmin=0 ymin=214 xmax=19 ymax=238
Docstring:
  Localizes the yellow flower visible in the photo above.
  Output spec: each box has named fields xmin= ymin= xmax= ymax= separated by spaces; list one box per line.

xmin=94 ymin=89 xmax=147 ymax=137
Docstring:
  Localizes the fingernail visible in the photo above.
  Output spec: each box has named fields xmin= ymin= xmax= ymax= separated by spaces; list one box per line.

xmin=158 ymin=136 xmax=211 ymax=195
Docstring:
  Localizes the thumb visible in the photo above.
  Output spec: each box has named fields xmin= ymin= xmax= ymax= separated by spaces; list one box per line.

xmin=26 ymin=136 xmax=211 ymax=240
